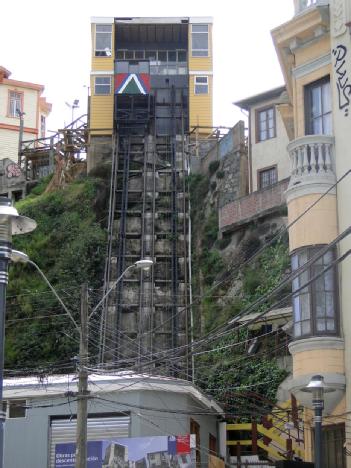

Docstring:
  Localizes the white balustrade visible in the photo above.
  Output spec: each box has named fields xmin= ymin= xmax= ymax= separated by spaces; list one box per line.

xmin=288 ymin=135 xmax=335 ymax=180
xmin=294 ymin=0 xmax=329 ymax=14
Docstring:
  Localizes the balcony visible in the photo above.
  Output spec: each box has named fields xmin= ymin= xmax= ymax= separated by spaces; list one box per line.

xmin=219 ymin=179 xmax=289 ymax=233
xmin=294 ymin=0 xmax=329 ymax=15
xmin=287 ymin=135 xmax=335 ymax=195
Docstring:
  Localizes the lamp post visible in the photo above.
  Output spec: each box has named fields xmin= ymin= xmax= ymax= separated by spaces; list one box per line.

xmin=10 ymin=251 xmax=153 ymax=468
xmin=0 ymin=198 xmax=36 ymax=468
xmin=65 ymin=99 xmax=80 ymax=125
xmin=302 ymin=374 xmax=335 ymax=468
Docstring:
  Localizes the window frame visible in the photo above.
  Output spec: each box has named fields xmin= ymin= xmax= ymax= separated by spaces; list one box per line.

xmin=257 ymin=165 xmax=278 ymax=189
xmin=94 ymin=76 xmax=112 ymax=95
xmin=191 ymin=24 xmax=209 ymax=57
xmin=194 ymin=75 xmax=209 ymax=95
xmin=7 ymin=90 xmax=23 ymax=118
xmin=94 ymin=24 xmax=112 ymax=57
xmin=7 ymin=399 xmax=27 ymax=419
xmin=256 ymin=105 xmax=276 ymax=142
xmin=304 ymin=76 xmax=332 ymax=135
xmin=291 ymin=246 xmax=339 ymax=339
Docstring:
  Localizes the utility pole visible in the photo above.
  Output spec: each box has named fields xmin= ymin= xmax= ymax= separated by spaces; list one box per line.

xmin=75 ymin=284 xmax=89 ymax=468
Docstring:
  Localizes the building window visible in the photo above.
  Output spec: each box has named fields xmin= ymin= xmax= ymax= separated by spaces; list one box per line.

xmin=8 ymin=91 xmax=22 ymax=118
xmin=40 ymin=115 xmax=46 ymax=137
xmin=257 ymin=107 xmax=275 ymax=141
xmin=292 ymin=246 xmax=338 ymax=339
xmin=321 ymin=424 xmax=346 ymax=468
xmin=194 ymin=76 xmax=208 ymax=94
xmin=305 ymin=77 xmax=332 ymax=135
xmin=94 ymin=76 xmax=111 ymax=95
xmin=191 ymin=24 xmax=209 ymax=57
xmin=258 ymin=166 xmax=277 ymax=189
xmin=95 ymin=24 xmax=112 ymax=57
xmin=8 ymin=400 xmax=26 ymax=418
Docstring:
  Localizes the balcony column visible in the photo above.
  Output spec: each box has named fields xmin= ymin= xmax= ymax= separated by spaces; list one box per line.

xmin=285 ymin=135 xmax=345 ymax=413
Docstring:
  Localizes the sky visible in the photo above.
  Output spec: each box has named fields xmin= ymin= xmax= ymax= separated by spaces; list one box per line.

xmin=0 ymin=0 xmax=294 ymax=132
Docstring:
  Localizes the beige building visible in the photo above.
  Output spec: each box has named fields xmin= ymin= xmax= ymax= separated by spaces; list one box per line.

xmin=0 ymin=66 xmax=51 ymax=198
xmin=234 ymin=86 xmax=291 ymax=193
xmin=271 ymin=0 xmax=351 ymax=464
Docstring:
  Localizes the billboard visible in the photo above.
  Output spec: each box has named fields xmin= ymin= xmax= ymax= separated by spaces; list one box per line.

xmin=55 ymin=434 xmax=196 ymax=468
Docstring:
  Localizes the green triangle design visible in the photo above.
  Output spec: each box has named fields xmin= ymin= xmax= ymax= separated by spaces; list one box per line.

xmin=123 ymin=78 xmax=142 ymax=94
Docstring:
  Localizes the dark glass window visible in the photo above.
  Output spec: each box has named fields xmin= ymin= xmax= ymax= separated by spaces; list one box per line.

xmin=125 ymin=50 xmax=134 ymax=60
xmin=292 ymin=246 xmax=338 ymax=339
xmin=134 ymin=50 xmax=144 ymax=59
xmin=145 ymin=50 xmax=157 ymax=60
xmin=167 ymin=50 xmax=176 ymax=62
xmin=157 ymin=51 xmax=167 ymax=61
xmin=177 ymin=50 xmax=187 ymax=62
xmin=8 ymin=400 xmax=26 ymax=418
xmin=258 ymin=166 xmax=277 ymax=189
xmin=305 ymin=77 xmax=332 ymax=135
xmin=257 ymin=107 xmax=275 ymax=141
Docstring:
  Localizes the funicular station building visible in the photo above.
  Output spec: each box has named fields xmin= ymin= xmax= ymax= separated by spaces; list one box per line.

xmin=88 ymin=17 xmax=213 ymax=375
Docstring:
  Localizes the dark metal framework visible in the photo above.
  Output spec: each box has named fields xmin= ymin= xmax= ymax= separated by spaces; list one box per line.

xmin=100 ymin=81 xmax=190 ymax=377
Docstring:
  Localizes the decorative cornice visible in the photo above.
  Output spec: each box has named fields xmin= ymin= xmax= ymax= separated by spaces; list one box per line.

xmin=292 ymin=53 xmax=331 ymax=78
xmin=289 ymin=336 xmax=344 ymax=354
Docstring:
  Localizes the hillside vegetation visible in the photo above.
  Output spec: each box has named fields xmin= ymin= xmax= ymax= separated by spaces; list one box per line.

xmin=6 ymin=176 xmax=107 ymax=373
xmin=188 ymin=169 xmax=289 ymax=409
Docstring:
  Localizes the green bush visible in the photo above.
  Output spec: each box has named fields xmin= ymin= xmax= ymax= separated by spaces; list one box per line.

xmin=6 ymin=178 xmax=106 ymax=370
xmin=216 ymin=170 xmax=225 ymax=179
xmin=216 ymin=236 xmax=231 ymax=250
xmin=208 ymin=160 xmax=220 ymax=175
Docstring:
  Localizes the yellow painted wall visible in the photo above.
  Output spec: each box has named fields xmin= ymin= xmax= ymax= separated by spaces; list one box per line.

xmin=288 ymin=193 xmax=337 ymax=251
xmin=294 ymin=36 xmax=330 ymax=68
xmin=91 ymin=23 xmax=115 ymax=72
xmin=188 ymin=24 xmax=213 ymax=71
xmin=293 ymin=348 xmax=344 ymax=376
xmin=89 ymin=92 xmax=113 ymax=134
xmin=90 ymin=22 xmax=114 ymax=134
xmin=189 ymin=75 xmax=213 ymax=129
xmin=188 ymin=23 xmax=213 ymax=130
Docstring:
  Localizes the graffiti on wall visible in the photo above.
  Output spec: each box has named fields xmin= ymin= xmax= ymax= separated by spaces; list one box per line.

xmin=6 ymin=163 xmax=21 ymax=178
xmin=332 ymin=45 xmax=351 ymax=117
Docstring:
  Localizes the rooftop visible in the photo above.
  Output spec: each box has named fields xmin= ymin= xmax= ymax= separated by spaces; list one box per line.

xmin=234 ymin=85 xmax=287 ymax=111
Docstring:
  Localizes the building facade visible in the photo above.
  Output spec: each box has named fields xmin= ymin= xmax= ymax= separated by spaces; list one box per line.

xmin=88 ymin=16 xmax=213 ymax=170
xmin=218 ymin=88 xmax=291 ymax=240
xmin=271 ymin=0 xmax=351 ymax=464
xmin=0 ymin=66 xmax=51 ymax=198
xmin=88 ymin=17 xmax=213 ymax=375
xmin=2 ymin=373 xmax=222 ymax=468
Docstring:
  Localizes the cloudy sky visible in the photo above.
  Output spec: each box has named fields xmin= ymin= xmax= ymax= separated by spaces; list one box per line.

xmin=1 ymin=0 xmax=294 ymax=131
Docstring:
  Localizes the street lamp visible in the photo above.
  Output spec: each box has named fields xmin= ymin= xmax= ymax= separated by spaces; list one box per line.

xmin=302 ymin=375 xmax=335 ymax=468
xmin=0 ymin=198 xmax=36 ymax=468
xmin=65 ymin=99 xmax=80 ymax=124
xmin=10 ymin=250 xmax=153 ymax=468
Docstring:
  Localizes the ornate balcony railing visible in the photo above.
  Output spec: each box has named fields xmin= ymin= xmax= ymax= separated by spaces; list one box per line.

xmin=294 ymin=0 xmax=329 ymax=14
xmin=287 ymin=134 xmax=335 ymax=186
